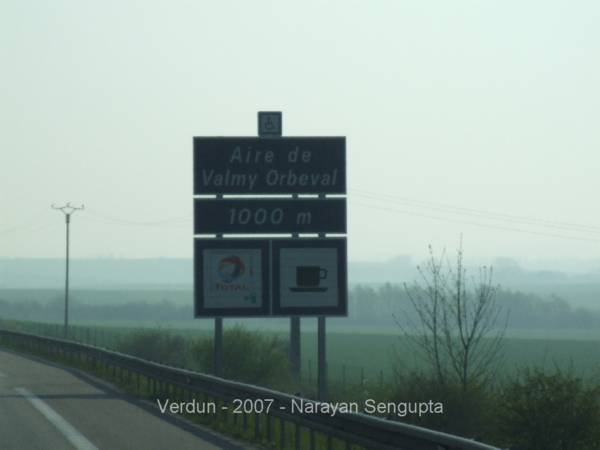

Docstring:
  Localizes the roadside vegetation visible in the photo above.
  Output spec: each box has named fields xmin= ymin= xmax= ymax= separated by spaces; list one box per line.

xmin=3 ymin=243 xmax=600 ymax=449
xmin=3 ymin=316 xmax=600 ymax=449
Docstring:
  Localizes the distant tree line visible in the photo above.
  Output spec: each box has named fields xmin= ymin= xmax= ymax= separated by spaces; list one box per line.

xmin=0 ymin=285 xmax=598 ymax=329
xmin=0 ymin=297 xmax=190 ymax=323
xmin=350 ymin=283 xmax=600 ymax=329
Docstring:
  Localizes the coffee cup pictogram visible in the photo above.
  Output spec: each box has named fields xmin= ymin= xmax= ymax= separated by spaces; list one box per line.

xmin=289 ymin=266 xmax=328 ymax=292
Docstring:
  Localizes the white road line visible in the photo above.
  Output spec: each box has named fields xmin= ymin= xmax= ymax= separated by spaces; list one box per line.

xmin=14 ymin=387 xmax=98 ymax=450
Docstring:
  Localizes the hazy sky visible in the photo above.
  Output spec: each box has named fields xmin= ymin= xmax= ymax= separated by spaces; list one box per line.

xmin=1 ymin=1 xmax=599 ymax=266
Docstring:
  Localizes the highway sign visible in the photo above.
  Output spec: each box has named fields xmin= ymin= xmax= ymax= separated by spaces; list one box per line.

xmin=194 ymin=238 xmax=346 ymax=317
xmin=194 ymin=198 xmax=347 ymax=235
xmin=258 ymin=111 xmax=282 ymax=137
xmin=193 ymin=137 xmax=346 ymax=195
xmin=272 ymin=238 xmax=347 ymax=316
xmin=194 ymin=239 xmax=270 ymax=317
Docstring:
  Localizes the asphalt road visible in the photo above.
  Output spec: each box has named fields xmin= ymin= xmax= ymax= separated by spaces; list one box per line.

xmin=0 ymin=349 xmax=248 ymax=450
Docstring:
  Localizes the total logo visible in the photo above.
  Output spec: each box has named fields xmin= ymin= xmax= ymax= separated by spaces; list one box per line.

xmin=214 ymin=254 xmax=255 ymax=301
xmin=217 ymin=255 xmax=245 ymax=283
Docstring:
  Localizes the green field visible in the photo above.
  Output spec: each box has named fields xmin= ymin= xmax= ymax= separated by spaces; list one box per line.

xmin=298 ymin=331 xmax=600 ymax=386
xmin=7 ymin=319 xmax=600 ymax=388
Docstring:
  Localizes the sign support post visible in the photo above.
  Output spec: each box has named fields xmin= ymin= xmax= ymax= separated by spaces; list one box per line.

xmin=317 ymin=195 xmax=328 ymax=398
xmin=257 ymin=112 xmax=303 ymax=383
xmin=289 ymin=184 xmax=301 ymax=383
xmin=214 ymin=317 xmax=223 ymax=376
xmin=213 ymin=191 xmax=225 ymax=377
xmin=317 ymin=315 xmax=327 ymax=401
xmin=290 ymin=316 xmax=301 ymax=382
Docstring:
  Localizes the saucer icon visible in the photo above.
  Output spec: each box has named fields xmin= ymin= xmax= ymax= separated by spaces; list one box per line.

xmin=289 ymin=266 xmax=328 ymax=293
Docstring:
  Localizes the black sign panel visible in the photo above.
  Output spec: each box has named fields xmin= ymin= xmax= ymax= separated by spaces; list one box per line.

xmin=194 ymin=237 xmax=347 ymax=317
xmin=272 ymin=238 xmax=347 ymax=316
xmin=194 ymin=198 xmax=346 ymax=235
xmin=193 ymin=137 xmax=346 ymax=195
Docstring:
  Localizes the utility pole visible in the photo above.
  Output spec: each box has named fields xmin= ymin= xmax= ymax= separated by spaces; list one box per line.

xmin=51 ymin=202 xmax=84 ymax=338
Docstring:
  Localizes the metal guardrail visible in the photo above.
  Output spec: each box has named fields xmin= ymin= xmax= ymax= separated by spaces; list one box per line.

xmin=0 ymin=328 xmax=500 ymax=450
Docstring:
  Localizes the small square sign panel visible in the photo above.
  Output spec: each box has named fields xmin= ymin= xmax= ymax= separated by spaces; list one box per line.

xmin=258 ymin=111 xmax=282 ymax=137
xmin=272 ymin=238 xmax=347 ymax=316
xmin=195 ymin=239 xmax=270 ymax=317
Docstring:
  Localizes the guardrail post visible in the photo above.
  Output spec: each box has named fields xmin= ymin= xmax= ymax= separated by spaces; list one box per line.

xmin=295 ymin=423 xmax=300 ymax=450
xmin=279 ymin=418 xmax=285 ymax=449
xmin=254 ymin=412 xmax=260 ymax=440
xmin=267 ymin=415 xmax=272 ymax=442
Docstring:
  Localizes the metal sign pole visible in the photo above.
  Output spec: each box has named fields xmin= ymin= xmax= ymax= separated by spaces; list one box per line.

xmin=214 ymin=191 xmax=224 ymax=377
xmin=317 ymin=315 xmax=327 ymax=401
xmin=317 ymin=196 xmax=328 ymax=399
xmin=289 ymin=180 xmax=301 ymax=382
xmin=214 ymin=317 xmax=223 ymax=376
xmin=257 ymin=112 xmax=302 ymax=382
xmin=290 ymin=316 xmax=301 ymax=382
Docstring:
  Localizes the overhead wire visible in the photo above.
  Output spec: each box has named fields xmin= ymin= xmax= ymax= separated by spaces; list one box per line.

xmin=349 ymin=199 xmax=600 ymax=243
xmin=0 ymin=222 xmax=58 ymax=236
xmin=0 ymin=211 xmax=57 ymax=235
xmin=83 ymin=208 xmax=192 ymax=227
xmin=3 ymin=190 xmax=600 ymax=244
xmin=350 ymin=189 xmax=600 ymax=237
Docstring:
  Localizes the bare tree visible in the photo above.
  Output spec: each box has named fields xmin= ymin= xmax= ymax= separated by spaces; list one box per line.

xmin=442 ymin=242 xmax=507 ymax=391
xmin=396 ymin=245 xmax=449 ymax=387
xmin=396 ymin=238 xmax=507 ymax=392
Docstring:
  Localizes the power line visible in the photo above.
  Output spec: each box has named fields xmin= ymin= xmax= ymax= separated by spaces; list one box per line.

xmin=350 ymin=189 xmax=600 ymax=235
xmin=84 ymin=208 xmax=192 ymax=226
xmin=0 ymin=212 xmax=53 ymax=235
xmin=349 ymin=200 xmax=600 ymax=244
xmin=0 ymin=222 xmax=56 ymax=235
xmin=81 ymin=216 xmax=191 ymax=228
xmin=4 ymin=191 xmax=597 ymax=246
